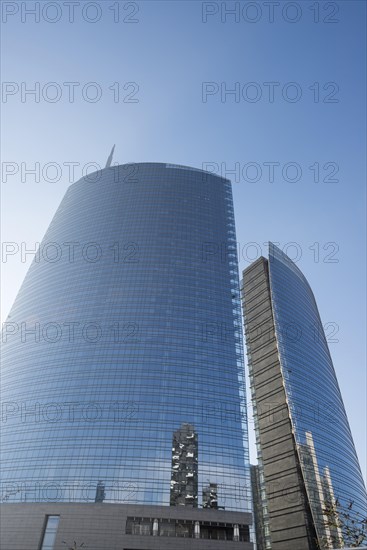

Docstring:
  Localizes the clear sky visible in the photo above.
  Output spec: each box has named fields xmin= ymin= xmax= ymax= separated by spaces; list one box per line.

xmin=1 ymin=1 xmax=366 ymax=482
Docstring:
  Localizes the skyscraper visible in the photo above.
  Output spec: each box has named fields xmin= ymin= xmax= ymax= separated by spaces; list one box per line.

xmin=1 ymin=162 xmax=253 ymax=549
xmin=250 ymin=465 xmax=267 ymax=550
xmin=241 ymin=243 xmax=367 ymax=550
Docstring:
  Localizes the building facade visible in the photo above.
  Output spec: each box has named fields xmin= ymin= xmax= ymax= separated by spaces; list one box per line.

xmin=1 ymin=162 xmax=253 ymax=549
xmin=241 ymin=243 xmax=367 ymax=550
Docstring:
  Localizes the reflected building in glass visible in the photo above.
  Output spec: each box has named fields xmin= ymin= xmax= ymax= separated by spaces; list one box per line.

xmin=1 ymin=162 xmax=253 ymax=549
xmin=241 ymin=243 xmax=367 ymax=550
xmin=170 ymin=423 xmax=198 ymax=507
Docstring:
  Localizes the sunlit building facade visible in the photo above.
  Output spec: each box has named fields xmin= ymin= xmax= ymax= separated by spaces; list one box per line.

xmin=242 ymin=243 xmax=367 ymax=550
xmin=1 ymin=162 xmax=253 ymax=549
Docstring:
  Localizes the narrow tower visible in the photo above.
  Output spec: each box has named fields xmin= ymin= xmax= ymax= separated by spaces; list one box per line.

xmin=241 ymin=243 xmax=367 ymax=550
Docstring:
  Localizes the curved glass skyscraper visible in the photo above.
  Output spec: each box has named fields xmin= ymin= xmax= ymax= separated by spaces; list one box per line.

xmin=1 ymin=163 xmax=253 ymax=549
xmin=242 ymin=243 xmax=366 ymax=550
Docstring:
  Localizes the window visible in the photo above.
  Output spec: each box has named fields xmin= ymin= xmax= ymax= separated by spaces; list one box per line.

xmin=40 ymin=516 xmax=60 ymax=550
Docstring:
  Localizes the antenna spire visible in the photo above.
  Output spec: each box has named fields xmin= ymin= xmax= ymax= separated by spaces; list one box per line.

xmin=105 ymin=144 xmax=115 ymax=168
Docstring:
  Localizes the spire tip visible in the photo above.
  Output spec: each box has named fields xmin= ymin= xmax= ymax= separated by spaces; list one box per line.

xmin=105 ymin=144 xmax=115 ymax=168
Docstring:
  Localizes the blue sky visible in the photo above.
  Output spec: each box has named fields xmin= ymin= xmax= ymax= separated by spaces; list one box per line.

xmin=1 ymin=1 xmax=366 ymax=480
